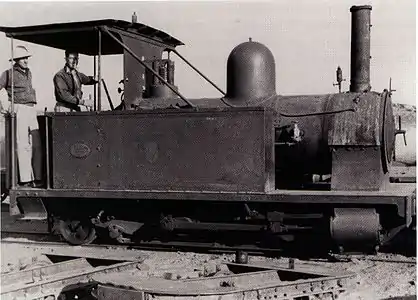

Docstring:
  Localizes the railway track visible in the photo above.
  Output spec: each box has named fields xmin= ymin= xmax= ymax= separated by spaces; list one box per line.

xmin=1 ymin=249 xmax=357 ymax=300
xmin=2 ymin=231 xmax=416 ymax=265
xmin=2 ymin=232 xmax=362 ymax=300
xmin=1 ymin=253 xmax=143 ymax=300
xmin=320 ymin=254 xmax=416 ymax=265
xmin=2 ymin=230 xmax=415 ymax=300
xmin=1 ymin=232 xmax=281 ymax=256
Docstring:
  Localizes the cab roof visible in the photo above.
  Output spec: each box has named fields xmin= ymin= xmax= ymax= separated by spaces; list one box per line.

xmin=0 ymin=19 xmax=184 ymax=55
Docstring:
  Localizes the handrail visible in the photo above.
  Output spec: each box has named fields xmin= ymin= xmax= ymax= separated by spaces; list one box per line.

xmin=101 ymin=79 xmax=114 ymax=110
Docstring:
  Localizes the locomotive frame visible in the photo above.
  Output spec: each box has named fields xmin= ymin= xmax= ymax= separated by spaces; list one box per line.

xmin=1 ymin=5 xmax=416 ymax=253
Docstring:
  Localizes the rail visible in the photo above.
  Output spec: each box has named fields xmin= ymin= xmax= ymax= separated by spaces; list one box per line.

xmin=1 ymin=239 xmax=356 ymax=300
xmin=94 ymin=261 xmax=356 ymax=300
xmin=1 ymin=254 xmax=142 ymax=300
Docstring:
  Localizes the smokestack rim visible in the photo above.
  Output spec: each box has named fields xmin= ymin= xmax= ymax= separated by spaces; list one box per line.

xmin=350 ymin=5 xmax=372 ymax=12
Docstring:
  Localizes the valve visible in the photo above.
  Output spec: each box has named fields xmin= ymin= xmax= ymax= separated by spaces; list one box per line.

xmin=393 ymin=115 xmax=407 ymax=161
xmin=117 ymin=78 xmax=126 ymax=94
xmin=389 ymin=77 xmax=396 ymax=96
xmin=333 ymin=66 xmax=346 ymax=93
xmin=291 ymin=123 xmax=302 ymax=142
xmin=395 ymin=115 xmax=407 ymax=146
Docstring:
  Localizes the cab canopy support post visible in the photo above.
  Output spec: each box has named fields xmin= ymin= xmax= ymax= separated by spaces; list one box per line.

xmin=97 ymin=29 xmax=102 ymax=111
xmin=93 ymin=55 xmax=97 ymax=111
xmin=10 ymin=36 xmax=16 ymax=188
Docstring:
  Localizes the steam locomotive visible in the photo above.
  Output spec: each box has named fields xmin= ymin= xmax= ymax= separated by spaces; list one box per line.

xmin=1 ymin=5 xmax=415 ymax=253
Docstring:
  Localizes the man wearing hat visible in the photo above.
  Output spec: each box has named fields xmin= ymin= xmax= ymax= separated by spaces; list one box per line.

xmin=0 ymin=45 xmax=42 ymax=187
xmin=53 ymin=50 xmax=97 ymax=112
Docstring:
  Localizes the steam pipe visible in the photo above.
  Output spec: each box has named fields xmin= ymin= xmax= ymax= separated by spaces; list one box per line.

xmin=350 ymin=5 xmax=372 ymax=93
xmin=45 ymin=116 xmax=50 ymax=189
xmin=152 ymin=60 xmax=160 ymax=85
xmin=167 ymin=60 xmax=175 ymax=85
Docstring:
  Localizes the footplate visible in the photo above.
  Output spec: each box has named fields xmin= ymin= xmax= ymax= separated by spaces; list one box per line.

xmin=94 ymin=261 xmax=356 ymax=300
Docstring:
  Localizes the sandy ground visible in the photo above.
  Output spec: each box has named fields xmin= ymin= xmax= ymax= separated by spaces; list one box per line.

xmin=1 ymin=241 xmax=416 ymax=300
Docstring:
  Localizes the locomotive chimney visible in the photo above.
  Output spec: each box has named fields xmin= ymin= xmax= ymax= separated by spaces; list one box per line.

xmin=349 ymin=5 xmax=372 ymax=93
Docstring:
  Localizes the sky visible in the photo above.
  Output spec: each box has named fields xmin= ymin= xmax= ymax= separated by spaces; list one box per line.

xmin=0 ymin=0 xmax=415 ymax=111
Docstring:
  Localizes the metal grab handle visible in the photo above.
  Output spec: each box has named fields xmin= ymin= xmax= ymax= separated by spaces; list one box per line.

xmin=101 ymin=79 xmax=114 ymax=110
xmin=395 ymin=115 xmax=407 ymax=146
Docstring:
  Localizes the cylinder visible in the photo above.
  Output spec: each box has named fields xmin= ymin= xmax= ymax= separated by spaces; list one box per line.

xmin=330 ymin=208 xmax=380 ymax=251
xmin=350 ymin=5 xmax=372 ymax=92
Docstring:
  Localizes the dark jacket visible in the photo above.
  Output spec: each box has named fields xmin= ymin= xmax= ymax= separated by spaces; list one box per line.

xmin=53 ymin=67 xmax=96 ymax=111
xmin=0 ymin=65 xmax=36 ymax=105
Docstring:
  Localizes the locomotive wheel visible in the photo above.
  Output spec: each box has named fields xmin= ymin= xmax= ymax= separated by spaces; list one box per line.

xmin=59 ymin=219 xmax=97 ymax=245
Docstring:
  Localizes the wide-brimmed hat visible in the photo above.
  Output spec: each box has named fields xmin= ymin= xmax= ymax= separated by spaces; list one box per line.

xmin=9 ymin=45 xmax=31 ymax=61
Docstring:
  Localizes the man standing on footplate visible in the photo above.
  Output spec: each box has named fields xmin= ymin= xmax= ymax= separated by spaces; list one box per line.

xmin=53 ymin=50 xmax=97 ymax=112
xmin=0 ymin=45 xmax=42 ymax=187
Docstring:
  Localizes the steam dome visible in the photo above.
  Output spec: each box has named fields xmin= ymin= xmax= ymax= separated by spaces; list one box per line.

xmin=226 ymin=40 xmax=276 ymax=103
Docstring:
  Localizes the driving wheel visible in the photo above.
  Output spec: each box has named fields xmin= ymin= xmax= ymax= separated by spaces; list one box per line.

xmin=59 ymin=219 xmax=97 ymax=245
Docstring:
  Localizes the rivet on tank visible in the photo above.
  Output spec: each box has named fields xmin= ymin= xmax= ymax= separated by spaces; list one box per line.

xmin=225 ymin=37 xmax=276 ymax=104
